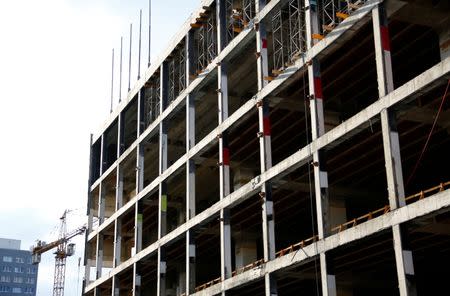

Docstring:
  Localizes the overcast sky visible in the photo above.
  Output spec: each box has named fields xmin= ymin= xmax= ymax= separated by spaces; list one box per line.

xmin=0 ymin=0 xmax=198 ymax=294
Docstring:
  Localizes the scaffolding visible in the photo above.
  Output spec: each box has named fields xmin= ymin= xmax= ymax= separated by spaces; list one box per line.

xmin=144 ymin=75 xmax=160 ymax=127
xmin=319 ymin=0 xmax=367 ymax=35
xmin=225 ymin=0 xmax=256 ymax=45
xmin=272 ymin=0 xmax=306 ymax=72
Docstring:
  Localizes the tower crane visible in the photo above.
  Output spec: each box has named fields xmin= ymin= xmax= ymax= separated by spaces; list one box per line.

xmin=31 ymin=210 xmax=87 ymax=296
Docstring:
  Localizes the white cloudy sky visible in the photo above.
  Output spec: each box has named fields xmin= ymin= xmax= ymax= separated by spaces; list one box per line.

xmin=0 ymin=0 xmax=198 ymax=294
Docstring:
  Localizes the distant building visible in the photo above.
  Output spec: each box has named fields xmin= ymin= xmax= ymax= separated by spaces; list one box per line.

xmin=0 ymin=238 xmax=38 ymax=296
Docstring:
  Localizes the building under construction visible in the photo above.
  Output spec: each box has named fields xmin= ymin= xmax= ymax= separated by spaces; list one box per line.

xmin=83 ymin=0 xmax=450 ymax=295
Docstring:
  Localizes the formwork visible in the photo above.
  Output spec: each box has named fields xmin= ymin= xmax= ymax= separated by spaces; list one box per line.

xmin=84 ymin=0 xmax=450 ymax=295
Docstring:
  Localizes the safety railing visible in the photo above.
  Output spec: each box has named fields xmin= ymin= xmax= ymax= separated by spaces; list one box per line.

xmin=192 ymin=180 xmax=449 ymax=293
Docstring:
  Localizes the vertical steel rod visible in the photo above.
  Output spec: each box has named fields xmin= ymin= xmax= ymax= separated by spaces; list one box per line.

xmin=119 ymin=37 xmax=123 ymax=103
xmin=138 ymin=9 xmax=142 ymax=80
xmin=128 ymin=23 xmax=133 ymax=92
xmin=148 ymin=0 xmax=152 ymax=67
xmin=110 ymin=48 xmax=114 ymax=113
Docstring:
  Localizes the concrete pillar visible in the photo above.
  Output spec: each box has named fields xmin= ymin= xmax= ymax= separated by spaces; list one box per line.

xmin=255 ymin=1 xmax=277 ymax=296
xmin=329 ymin=199 xmax=347 ymax=229
xmin=85 ymin=134 xmax=95 ymax=292
xmin=98 ymin=179 xmax=106 ymax=226
xmin=305 ymin=1 xmax=336 ymax=295
xmin=112 ymin=275 xmax=120 ymax=296
xmin=372 ymin=4 xmax=417 ymax=296
xmin=94 ymin=287 xmax=101 ymax=296
xmin=134 ymin=90 xmax=145 ymax=296
xmin=133 ymin=263 xmax=141 ymax=296
xmin=233 ymin=167 xmax=254 ymax=191
xmin=178 ymin=269 xmax=187 ymax=296
xmin=100 ymin=134 xmax=106 ymax=177
xmin=95 ymin=233 xmax=104 ymax=280
xmin=438 ymin=26 xmax=450 ymax=61
xmin=158 ymin=62 xmax=169 ymax=296
xmin=234 ymin=231 xmax=257 ymax=270
xmin=186 ymin=30 xmax=197 ymax=296
xmin=217 ymin=1 xmax=233 ymax=292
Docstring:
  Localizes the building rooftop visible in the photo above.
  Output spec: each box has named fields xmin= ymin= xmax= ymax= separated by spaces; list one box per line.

xmin=0 ymin=238 xmax=21 ymax=250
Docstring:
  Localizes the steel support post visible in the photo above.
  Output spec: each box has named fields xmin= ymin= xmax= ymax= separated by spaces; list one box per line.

xmin=372 ymin=5 xmax=417 ymax=296
xmin=157 ymin=62 xmax=169 ymax=296
xmin=186 ymin=31 xmax=197 ymax=296
xmin=305 ymin=1 xmax=336 ymax=295
xmin=255 ymin=1 xmax=278 ymax=295
xmin=217 ymin=1 xmax=233 ymax=291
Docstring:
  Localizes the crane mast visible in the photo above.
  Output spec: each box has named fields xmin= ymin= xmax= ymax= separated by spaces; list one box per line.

xmin=31 ymin=210 xmax=86 ymax=296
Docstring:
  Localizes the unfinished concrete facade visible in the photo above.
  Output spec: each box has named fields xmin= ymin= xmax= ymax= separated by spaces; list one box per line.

xmin=84 ymin=0 xmax=450 ymax=295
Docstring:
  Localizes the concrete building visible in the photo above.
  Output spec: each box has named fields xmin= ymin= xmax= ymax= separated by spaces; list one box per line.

xmin=83 ymin=0 xmax=450 ymax=295
xmin=0 ymin=239 xmax=38 ymax=296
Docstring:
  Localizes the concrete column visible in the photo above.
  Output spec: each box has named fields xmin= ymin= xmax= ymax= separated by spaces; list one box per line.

xmin=94 ymin=287 xmax=101 ymax=296
xmin=217 ymin=1 xmax=233 ymax=291
xmin=113 ymin=166 xmax=123 ymax=268
xmin=255 ymin=1 xmax=277 ymax=296
xmin=372 ymin=5 xmax=417 ymax=296
xmin=439 ymin=25 xmax=450 ymax=60
xmin=305 ymin=1 xmax=336 ymax=296
xmin=329 ymin=199 xmax=347 ymax=228
xmin=133 ymin=263 xmax=141 ymax=296
xmin=233 ymin=167 xmax=254 ymax=191
xmin=87 ymin=134 xmax=95 ymax=234
xmin=85 ymin=135 xmax=95 ymax=291
xmin=98 ymin=134 xmax=106 ymax=228
xmin=112 ymin=275 xmax=120 ymax=296
xmin=234 ymin=230 xmax=257 ymax=269
xmin=133 ymin=90 xmax=145 ymax=296
xmin=118 ymin=110 xmax=125 ymax=157
xmin=95 ymin=179 xmax=106 ymax=282
xmin=100 ymin=134 xmax=105 ymax=176
xmin=157 ymin=62 xmax=169 ymax=296
xmin=186 ymin=30 xmax=197 ymax=295
xmin=95 ymin=233 xmax=104 ymax=280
